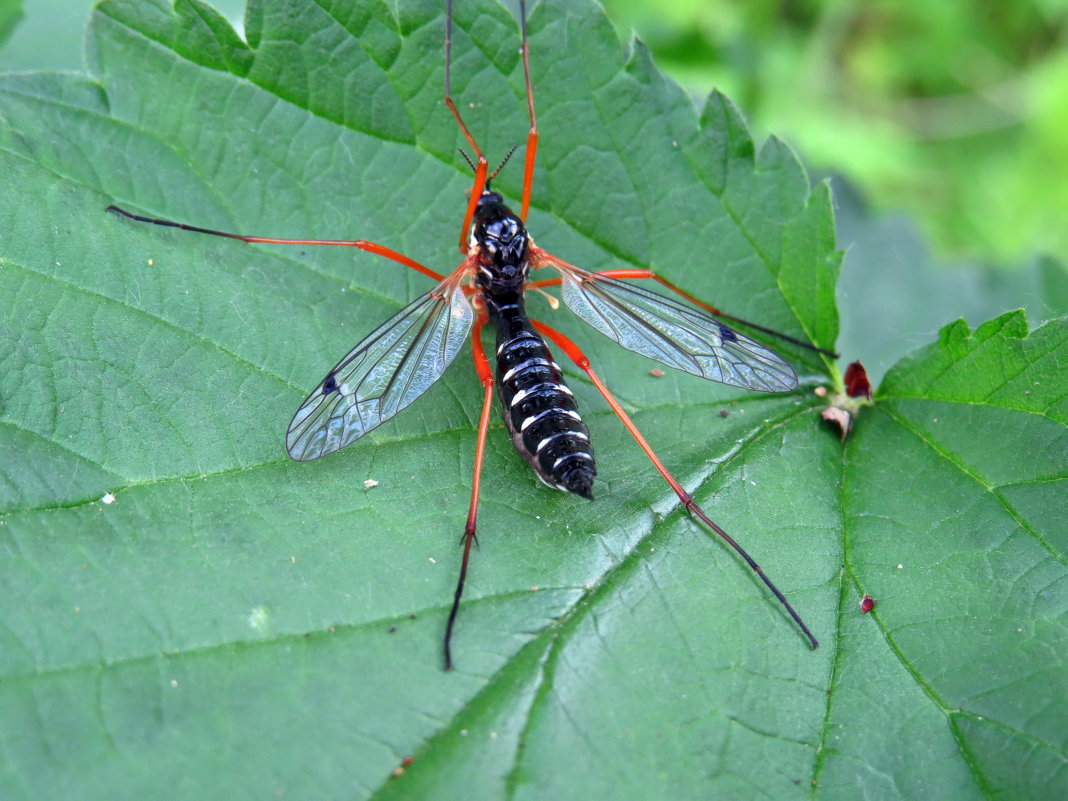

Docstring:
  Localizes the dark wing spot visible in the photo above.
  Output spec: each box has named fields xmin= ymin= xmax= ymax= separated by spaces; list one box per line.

xmin=718 ymin=324 xmax=738 ymax=343
xmin=322 ymin=373 xmax=339 ymax=395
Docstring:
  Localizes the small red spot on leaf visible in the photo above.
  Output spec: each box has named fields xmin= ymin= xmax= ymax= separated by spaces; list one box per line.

xmin=844 ymin=361 xmax=871 ymax=400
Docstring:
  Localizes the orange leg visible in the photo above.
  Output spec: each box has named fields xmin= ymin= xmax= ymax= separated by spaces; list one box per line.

xmin=517 ymin=0 xmax=538 ymax=223
xmin=444 ymin=0 xmax=489 ymax=253
xmin=532 ymin=318 xmax=820 ymax=649
xmin=528 ymin=268 xmax=838 ymax=358
xmin=444 ymin=1 xmax=537 ymax=243
xmin=444 ymin=307 xmax=496 ymax=670
xmin=106 ymin=205 xmax=445 ymax=282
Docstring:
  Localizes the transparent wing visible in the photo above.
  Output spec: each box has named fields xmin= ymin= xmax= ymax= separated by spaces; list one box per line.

xmin=287 ymin=282 xmax=474 ymax=461
xmin=557 ymin=267 xmax=797 ymax=392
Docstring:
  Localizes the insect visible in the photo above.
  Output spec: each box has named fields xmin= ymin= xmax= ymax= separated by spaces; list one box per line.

xmin=108 ymin=0 xmax=833 ymax=669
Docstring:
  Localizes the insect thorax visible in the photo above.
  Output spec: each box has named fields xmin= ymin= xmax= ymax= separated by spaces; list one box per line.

xmin=472 ymin=192 xmax=530 ymax=295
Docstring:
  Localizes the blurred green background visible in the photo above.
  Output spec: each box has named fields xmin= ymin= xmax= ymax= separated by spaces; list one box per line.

xmin=3 ymin=0 xmax=1066 ymax=376
xmin=605 ymin=0 xmax=1068 ymax=267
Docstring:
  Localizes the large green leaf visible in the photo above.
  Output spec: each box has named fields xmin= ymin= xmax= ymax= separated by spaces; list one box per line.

xmin=0 ymin=0 xmax=22 ymax=52
xmin=0 ymin=1 xmax=1064 ymax=800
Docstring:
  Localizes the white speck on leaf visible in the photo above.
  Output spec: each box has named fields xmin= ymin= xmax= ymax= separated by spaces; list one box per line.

xmin=247 ymin=605 xmax=269 ymax=629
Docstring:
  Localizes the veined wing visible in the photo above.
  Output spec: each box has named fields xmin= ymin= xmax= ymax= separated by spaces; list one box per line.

xmin=287 ymin=281 xmax=474 ymax=461
xmin=556 ymin=265 xmax=797 ymax=393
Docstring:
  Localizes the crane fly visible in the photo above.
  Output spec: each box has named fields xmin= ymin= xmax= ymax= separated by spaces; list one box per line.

xmin=107 ymin=0 xmax=833 ymax=669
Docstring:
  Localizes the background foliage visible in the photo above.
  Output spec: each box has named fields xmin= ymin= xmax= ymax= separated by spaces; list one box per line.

xmin=606 ymin=0 xmax=1068 ymax=265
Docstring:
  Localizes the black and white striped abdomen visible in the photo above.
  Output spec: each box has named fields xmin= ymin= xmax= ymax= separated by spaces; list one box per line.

xmin=495 ymin=328 xmax=596 ymax=498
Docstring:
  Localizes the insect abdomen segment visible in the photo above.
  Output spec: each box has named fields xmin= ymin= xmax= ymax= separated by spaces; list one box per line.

xmin=493 ymin=316 xmax=596 ymax=499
